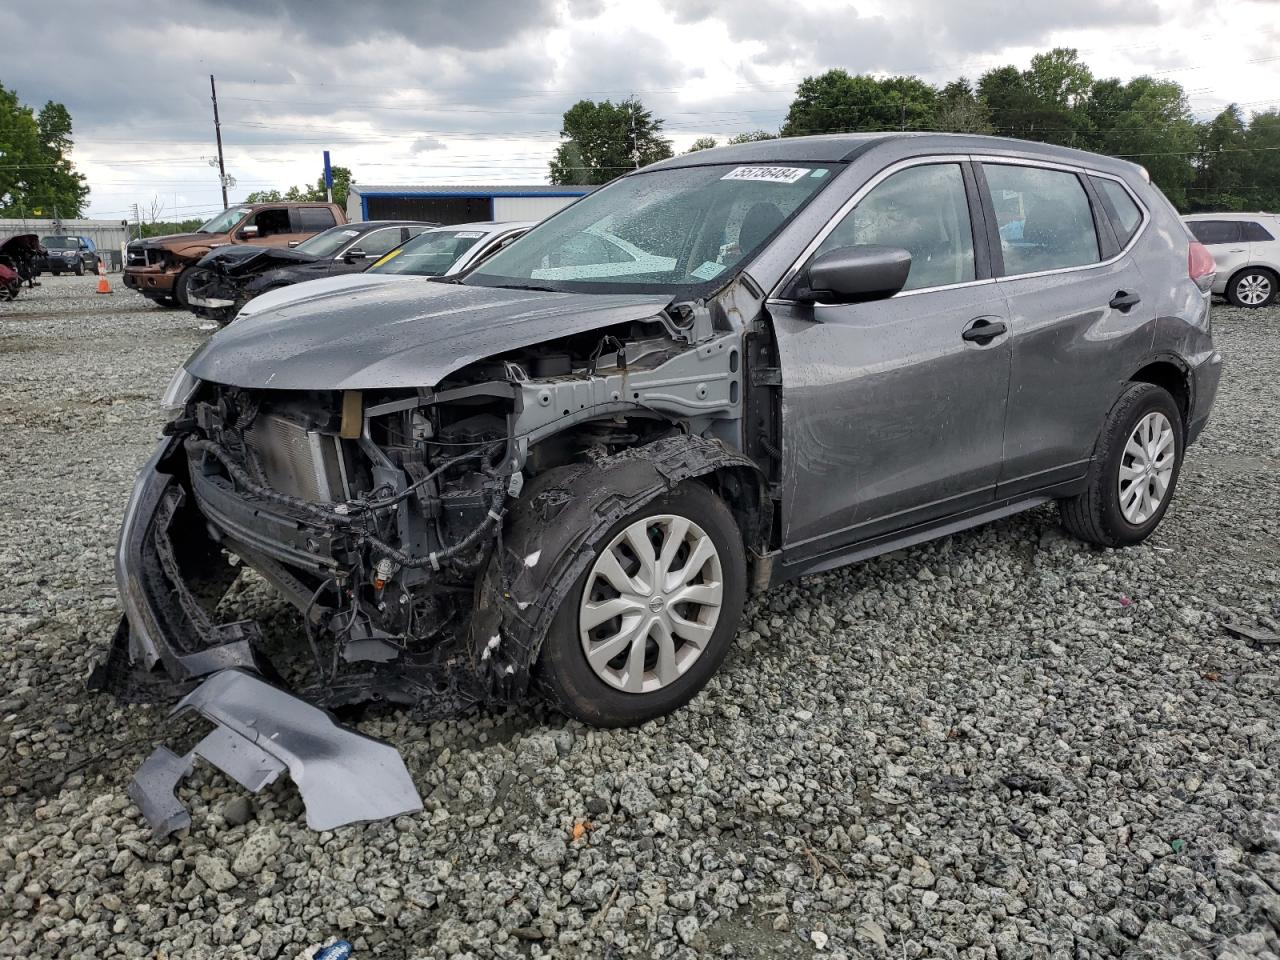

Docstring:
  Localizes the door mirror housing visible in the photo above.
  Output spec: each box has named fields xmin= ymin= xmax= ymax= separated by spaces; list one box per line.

xmin=797 ymin=245 xmax=912 ymax=304
xmin=343 ymin=247 xmax=368 ymax=262
xmin=240 ymin=224 xmax=259 ymax=239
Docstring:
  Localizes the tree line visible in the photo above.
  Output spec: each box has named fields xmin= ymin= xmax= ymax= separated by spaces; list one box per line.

xmin=548 ymin=48 xmax=1280 ymax=213
xmin=0 ymin=81 xmax=88 ymax=219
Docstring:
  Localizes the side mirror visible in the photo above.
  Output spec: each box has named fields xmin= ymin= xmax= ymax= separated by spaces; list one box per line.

xmin=344 ymin=247 xmax=367 ymax=262
xmin=798 ymin=245 xmax=912 ymax=304
xmin=240 ymin=224 xmax=259 ymax=239
xmin=288 ymin=240 xmax=301 ymax=248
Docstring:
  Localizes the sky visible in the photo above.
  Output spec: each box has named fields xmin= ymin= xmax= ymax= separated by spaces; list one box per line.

xmin=3 ymin=0 xmax=1278 ymax=222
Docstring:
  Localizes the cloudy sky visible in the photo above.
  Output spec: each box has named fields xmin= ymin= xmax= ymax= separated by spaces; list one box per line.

xmin=4 ymin=0 xmax=1278 ymax=221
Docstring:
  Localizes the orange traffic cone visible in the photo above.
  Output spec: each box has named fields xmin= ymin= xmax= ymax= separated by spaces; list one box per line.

xmin=96 ymin=259 xmax=112 ymax=295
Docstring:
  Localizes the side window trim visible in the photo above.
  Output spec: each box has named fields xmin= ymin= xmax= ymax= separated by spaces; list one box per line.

xmin=1088 ymin=172 xmax=1150 ymax=252
xmin=972 ymin=158 xmax=1149 ymax=281
xmin=1079 ymin=173 xmax=1121 ymax=261
xmin=960 ymin=161 xmax=994 ymax=281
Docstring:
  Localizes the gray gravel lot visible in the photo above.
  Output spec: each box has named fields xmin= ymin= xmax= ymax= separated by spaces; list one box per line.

xmin=1 ymin=275 xmax=1278 ymax=960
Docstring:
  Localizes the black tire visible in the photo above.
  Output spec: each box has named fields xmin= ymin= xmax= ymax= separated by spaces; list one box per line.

xmin=538 ymin=480 xmax=747 ymax=727
xmin=1225 ymin=267 xmax=1277 ymax=308
xmin=50 ymin=270 xmax=60 ymax=277
xmin=1058 ymin=382 xmax=1184 ymax=548
xmin=74 ymin=261 xmax=84 ymax=277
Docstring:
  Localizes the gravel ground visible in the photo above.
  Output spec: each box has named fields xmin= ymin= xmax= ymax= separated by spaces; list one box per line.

xmin=1 ymin=275 xmax=1278 ymax=960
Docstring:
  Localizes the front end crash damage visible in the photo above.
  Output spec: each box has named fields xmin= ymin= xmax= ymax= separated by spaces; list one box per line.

xmin=130 ymin=669 xmax=422 ymax=837
xmin=97 ymin=278 xmax=777 ymax=834
xmin=186 ymin=245 xmax=321 ymax=321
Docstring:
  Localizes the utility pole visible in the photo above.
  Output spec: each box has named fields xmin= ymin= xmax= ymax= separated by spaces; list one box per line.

xmin=210 ymin=74 xmax=228 ymax=209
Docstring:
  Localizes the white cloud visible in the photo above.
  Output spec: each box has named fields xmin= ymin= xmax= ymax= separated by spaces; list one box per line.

xmin=1 ymin=0 xmax=1272 ymax=218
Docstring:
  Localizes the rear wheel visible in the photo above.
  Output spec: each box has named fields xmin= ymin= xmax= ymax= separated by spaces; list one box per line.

xmin=1058 ymin=382 xmax=1184 ymax=547
xmin=1226 ymin=268 xmax=1276 ymax=308
xmin=538 ymin=481 xmax=746 ymax=727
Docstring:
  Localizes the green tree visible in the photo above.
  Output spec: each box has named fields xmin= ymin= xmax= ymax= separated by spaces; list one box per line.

xmin=549 ymin=98 xmax=673 ymax=185
xmin=686 ymin=136 xmax=719 ymax=153
xmin=978 ymin=49 xmax=1093 ymax=145
xmin=1242 ymin=108 xmax=1280 ymax=211
xmin=781 ymin=70 xmax=936 ymax=136
xmin=243 ymin=165 xmax=352 ymax=208
xmin=727 ymin=130 xmax=778 ymax=144
xmin=1190 ymin=106 xmax=1250 ymax=211
xmin=1085 ymin=76 xmax=1195 ymax=208
xmin=0 ymin=84 xmax=88 ymax=217
xmin=934 ymin=80 xmax=994 ymax=134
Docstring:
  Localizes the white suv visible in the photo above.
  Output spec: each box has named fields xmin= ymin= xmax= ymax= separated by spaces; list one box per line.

xmin=1184 ymin=212 xmax=1280 ymax=307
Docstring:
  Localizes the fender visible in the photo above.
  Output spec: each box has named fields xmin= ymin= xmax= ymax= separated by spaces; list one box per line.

xmin=468 ymin=434 xmax=767 ymax=700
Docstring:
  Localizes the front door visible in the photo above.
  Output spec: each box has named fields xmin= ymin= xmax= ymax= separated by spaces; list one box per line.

xmin=772 ymin=160 xmax=1011 ymax=565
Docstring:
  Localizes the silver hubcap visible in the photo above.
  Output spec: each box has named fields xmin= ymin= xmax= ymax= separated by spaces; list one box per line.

xmin=1237 ymin=274 xmax=1272 ymax=306
xmin=579 ymin=514 xmax=723 ymax=694
xmin=1118 ymin=412 xmax=1176 ymax=525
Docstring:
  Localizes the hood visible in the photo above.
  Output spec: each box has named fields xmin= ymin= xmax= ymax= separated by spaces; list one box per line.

xmin=132 ymin=232 xmax=209 ymax=250
xmin=185 ymin=278 xmax=673 ymax=391
xmin=198 ymin=244 xmax=321 ymax=275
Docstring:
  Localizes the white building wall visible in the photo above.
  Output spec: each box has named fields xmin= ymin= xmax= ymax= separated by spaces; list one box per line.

xmin=492 ymin=196 xmax=580 ymax=222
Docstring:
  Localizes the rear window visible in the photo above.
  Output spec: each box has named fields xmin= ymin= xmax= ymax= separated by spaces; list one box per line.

xmin=1241 ymin=220 xmax=1276 ymax=242
xmin=1187 ymin=220 xmax=1242 ymax=245
xmin=297 ymin=207 xmax=337 ymax=232
xmin=1091 ymin=177 xmax=1144 ymax=246
xmin=985 ymin=164 xmax=1100 ymax=274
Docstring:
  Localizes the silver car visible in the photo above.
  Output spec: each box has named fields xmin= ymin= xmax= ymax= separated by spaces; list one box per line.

xmin=1184 ymin=212 xmax=1280 ymax=307
xmin=102 ymin=134 xmax=1222 ymax=834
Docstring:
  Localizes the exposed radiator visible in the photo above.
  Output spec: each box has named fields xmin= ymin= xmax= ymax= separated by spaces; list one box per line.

xmin=245 ymin=413 xmax=347 ymax=503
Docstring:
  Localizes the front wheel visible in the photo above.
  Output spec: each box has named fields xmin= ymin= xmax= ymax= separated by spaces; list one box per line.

xmin=1058 ymin=382 xmax=1184 ymax=547
xmin=538 ymin=481 xmax=747 ymax=727
xmin=1226 ymin=268 xmax=1276 ymax=308
xmin=173 ymin=268 xmax=199 ymax=308
xmin=74 ymin=261 xmax=85 ymax=277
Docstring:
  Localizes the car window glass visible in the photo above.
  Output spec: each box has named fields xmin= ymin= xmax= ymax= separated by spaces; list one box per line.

xmin=469 ymin=164 xmax=834 ymax=292
xmin=815 ymin=163 xmax=976 ymax=291
xmin=986 ymin=164 xmax=1100 ymax=274
xmin=369 ymin=229 xmax=486 ymax=276
xmin=1187 ymin=220 xmax=1241 ymax=245
xmin=1091 ymin=177 xmax=1143 ymax=246
xmin=357 ymin=228 xmax=405 ymax=257
xmin=297 ymin=207 xmax=337 ymax=231
xmin=1241 ymin=221 xmax=1276 ymax=242
xmin=250 ymin=208 xmax=292 ymax=238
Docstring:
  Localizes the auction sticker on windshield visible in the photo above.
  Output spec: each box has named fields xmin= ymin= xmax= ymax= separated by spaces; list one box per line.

xmin=721 ymin=166 xmax=812 ymax=184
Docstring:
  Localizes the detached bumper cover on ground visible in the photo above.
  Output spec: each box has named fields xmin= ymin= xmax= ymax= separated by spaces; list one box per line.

xmin=130 ymin=669 xmax=422 ymax=838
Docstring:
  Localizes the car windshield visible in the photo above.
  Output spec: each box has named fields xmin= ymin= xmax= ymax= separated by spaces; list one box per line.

xmin=467 ymin=163 xmax=836 ymax=294
xmin=369 ymin=228 xmax=488 ymax=276
xmin=296 ymin=225 xmax=363 ymax=258
xmin=42 ymin=236 xmax=79 ymax=250
xmin=198 ymin=207 xmax=252 ymax=234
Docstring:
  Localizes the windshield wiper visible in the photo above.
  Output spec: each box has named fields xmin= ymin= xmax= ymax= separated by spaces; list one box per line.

xmin=488 ymin=282 xmax=558 ymax=293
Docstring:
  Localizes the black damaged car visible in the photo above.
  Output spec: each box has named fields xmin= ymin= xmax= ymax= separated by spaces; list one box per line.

xmin=185 ymin=220 xmax=434 ymax=323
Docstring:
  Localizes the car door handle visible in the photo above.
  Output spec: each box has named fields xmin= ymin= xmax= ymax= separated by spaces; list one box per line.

xmin=961 ymin=317 xmax=1008 ymax=344
xmin=1109 ymin=290 xmax=1142 ymax=312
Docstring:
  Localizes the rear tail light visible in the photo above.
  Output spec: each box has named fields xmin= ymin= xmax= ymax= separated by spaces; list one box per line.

xmin=1188 ymin=241 xmax=1216 ymax=293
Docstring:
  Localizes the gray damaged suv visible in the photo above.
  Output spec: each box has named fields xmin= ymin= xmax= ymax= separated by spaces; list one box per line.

xmin=102 ymin=134 xmax=1221 ymax=833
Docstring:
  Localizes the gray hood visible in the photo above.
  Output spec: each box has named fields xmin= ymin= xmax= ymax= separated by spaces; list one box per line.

xmin=185 ymin=277 xmax=673 ymax=390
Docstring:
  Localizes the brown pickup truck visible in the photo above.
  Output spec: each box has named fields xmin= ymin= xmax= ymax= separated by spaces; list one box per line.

xmin=123 ymin=201 xmax=347 ymax=306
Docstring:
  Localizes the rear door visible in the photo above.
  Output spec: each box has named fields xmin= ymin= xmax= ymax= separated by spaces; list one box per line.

xmin=977 ymin=160 xmax=1152 ymax=498
xmin=286 ymin=206 xmax=339 ymax=246
xmin=771 ymin=158 xmax=1012 ymax=561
